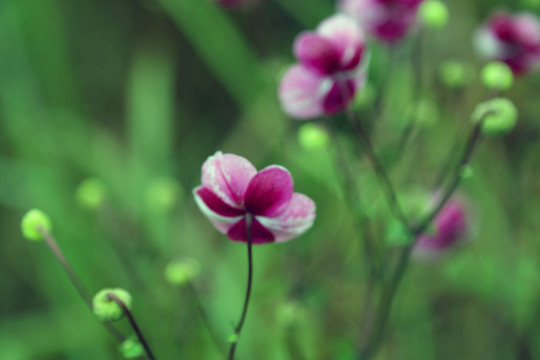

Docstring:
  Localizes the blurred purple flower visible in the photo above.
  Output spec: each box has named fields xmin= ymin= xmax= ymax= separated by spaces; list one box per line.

xmin=193 ymin=152 xmax=316 ymax=244
xmin=339 ymin=0 xmax=424 ymax=43
xmin=475 ymin=12 xmax=540 ymax=75
xmin=279 ymin=14 xmax=368 ymax=119
xmin=414 ymin=199 xmax=469 ymax=257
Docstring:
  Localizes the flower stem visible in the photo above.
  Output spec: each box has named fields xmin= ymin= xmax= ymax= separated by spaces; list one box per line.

xmin=36 ymin=226 xmax=124 ymax=342
xmin=344 ymin=106 xmax=410 ymax=229
xmin=359 ymin=121 xmax=484 ymax=359
xmin=228 ymin=213 xmax=254 ymax=360
xmin=106 ymin=292 xmax=157 ymax=360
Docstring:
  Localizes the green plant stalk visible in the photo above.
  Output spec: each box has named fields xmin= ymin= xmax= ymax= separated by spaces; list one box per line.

xmin=228 ymin=214 xmax=254 ymax=360
xmin=359 ymin=120 xmax=484 ymax=359
xmin=106 ymin=292 xmax=157 ymax=360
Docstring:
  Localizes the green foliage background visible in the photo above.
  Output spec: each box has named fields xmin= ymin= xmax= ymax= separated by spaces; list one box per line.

xmin=1 ymin=0 xmax=540 ymax=359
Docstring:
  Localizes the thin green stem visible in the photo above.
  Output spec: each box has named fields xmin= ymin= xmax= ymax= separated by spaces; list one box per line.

xmin=106 ymin=292 xmax=157 ymax=360
xmin=359 ymin=121 xmax=484 ymax=359
xmin=36 ymin=226 xmax=124 ymax=342
xmin=344 ymin=106 xmax=410 ymax=229
xmin=228 ymin=213 xmax=254 ymax=360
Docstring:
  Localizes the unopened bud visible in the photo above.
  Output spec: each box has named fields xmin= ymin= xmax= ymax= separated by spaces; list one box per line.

xmin=472 ymin=97 xmax=518 ymax=135
xmin=21 ymin=209 xmax=52 ymax=241
xmin=93 ymin=288 xmax=132 ymax=322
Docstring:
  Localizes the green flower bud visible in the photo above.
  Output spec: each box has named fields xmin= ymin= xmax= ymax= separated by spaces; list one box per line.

xmin=119 ymin=336 xmax=144 ymax=359
xmin=21 ymin=209 xmax=52 ymax=241
xmin=298 ymin=124 xmax=329 ymax=150
xmin=165 ymin=258 xmax=201 ymax=286
xmin=481 ymin=62 xmax=514 ymax=91
xmin=76 ymin=178 xmax=106 ymax=210
xmin=145 ymin=177 xmax=183 ymax=213
xmin=471 ymin=97 xmax=518 ymax=135
xmin=93 ymin=288 xmax=132 ymax=322
xmin=439 ymin=60 xmax=475 ymax=88
xmin=419 ymin=0 xmax=449 ymax=29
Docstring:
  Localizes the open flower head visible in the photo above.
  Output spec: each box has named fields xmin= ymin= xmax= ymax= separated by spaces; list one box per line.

xmin=193 ymin=152 xmax=315 ymax=244
xmin=475 ymin=11 xmax=540 ymax=75
xmin=339 ymin=0 xmax=425 ymax=43
xmin=279 ymin=14 xmax=368 ymax=119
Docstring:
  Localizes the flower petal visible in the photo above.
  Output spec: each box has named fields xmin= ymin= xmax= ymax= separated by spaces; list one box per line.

xmin=227 ymin=217 xmax=275 ymax=244
xmin=317 ymin=14 xmax=365 ymax=70
xmin=294 ymin=32 xmax=341 ymax=75
xmin=244 ymin=166 xmax=293 ymax=217
xmin=201 ymin=151 xmax=257 ymax=207
xmin=278 ymin=64 xmax=331 ymax=119
xmin=256 ymin=193 xmax=316 ymax=243
xmin=322 ymin=79 xmax=358 ymax=115
xmin=194 ymin=188 xmax=244 ymax=235
xmin=194 ymin=187 xmax=245 ymax=217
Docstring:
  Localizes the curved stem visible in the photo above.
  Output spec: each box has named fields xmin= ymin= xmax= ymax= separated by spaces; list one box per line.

xmin=228 ymin=214 xmax=254 ymax=360
xmin=344 ymin=106 xmax=410 ymax=229
xmin=359 ymin=121 xmax=484 ymax=359
xmin=107 ymin=292 xmax=157 ymax=360
xmin=36 ymin=226 xmax=124 ymax=342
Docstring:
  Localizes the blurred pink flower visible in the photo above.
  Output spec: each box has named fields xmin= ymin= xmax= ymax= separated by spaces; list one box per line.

xmin=339 ymin=0 xmax=424 ymax=43
xmin=413 ymin=199 xmax=469 ymax=257
xmin=279 ymin=14 xmax=368 ymax=119
xmin=193 ymin=152 xmax=316 ymax=244
xmin=475 ymin=12 xmax=540 ymax=75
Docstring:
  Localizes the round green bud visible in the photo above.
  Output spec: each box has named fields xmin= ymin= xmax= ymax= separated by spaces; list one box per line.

xmin=145 ymin=177 xmax=183 ymax=213
xmin=21 ymin=209 xmax=52 ymax=241
xmin=93 ymin=288 xmax=132 ymax=322
xmin=119 ymin=336 xmax=144 ymax=359
xmin=76 ymin=178 xmax=106 ymax=210
xmin=481 ymin=62 xmax=514 ymax=91
xmin=419 ymin=0 xmax=449 ymax=29
xmin=165 ymin=258 xmax=201 ymax=286
xmin=471 ymin=97 xmax=518 ymax=135
xmin=297 ymin=123 xmax=329 ymax=150
xmin=439 ymin=60 xmax=475 ymax=88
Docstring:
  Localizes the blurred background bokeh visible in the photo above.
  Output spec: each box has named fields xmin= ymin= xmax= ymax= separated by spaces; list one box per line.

xmin=2 ymin=0 xmax=540 ymax=359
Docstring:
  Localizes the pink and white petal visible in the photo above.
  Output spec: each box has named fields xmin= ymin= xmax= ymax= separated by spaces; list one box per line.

xmin=278 ymin=64 xmax=331 ymax=119
xmin=194 ymin=188 xmax=244 ymax=234
xmin=294 ymin=32 xmax=341 ymax=75
xmin=317 ymin=14 xmax=365 ymax=70
xmin=227 ymin=217 xmax=275 ymax=244
xmin=194 ymin=187 xmax=245 ymax=217
xmin=513 ymin=13 xmax=540 ymax=49
xmin=244 ymin=165 xmax=294 ymax=217
xmin=201 ymin=151 xmax=257 ymax=207
xmin=256 ymin=193 xmax=316 ymax=243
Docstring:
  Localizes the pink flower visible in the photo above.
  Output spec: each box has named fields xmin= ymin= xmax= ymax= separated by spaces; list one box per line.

xmin=475 ymin=12 xmax=540 ymax=75
xmin=339 ymin=0 xmax=424 ymax=43
xmin=413 ymin=199 xmax=469 ymax=257
xmin=278 ymin=14 xmax=368 ymax=119
xmin=193 ymin=152 xmax=316 ymax=244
